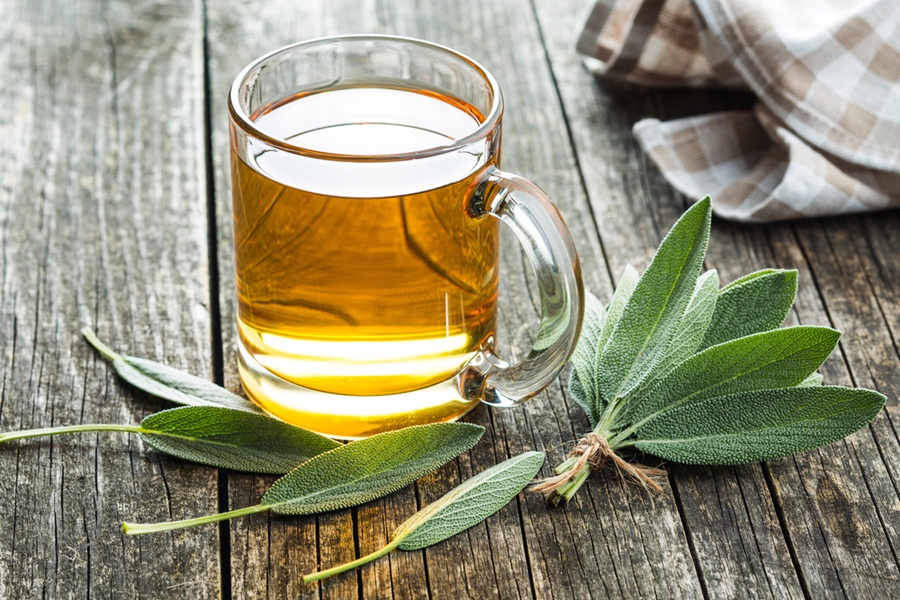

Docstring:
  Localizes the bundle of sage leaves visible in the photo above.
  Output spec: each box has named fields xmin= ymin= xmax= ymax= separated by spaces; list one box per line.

xmin=0 ymin=330 xmax=542 ymax=581
xmin=532 ymin=197 xmax=886 ymax=504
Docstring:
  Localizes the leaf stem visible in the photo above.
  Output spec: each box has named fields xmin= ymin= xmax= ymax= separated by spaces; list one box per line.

xmin=303 ymin=537 xmax=403 ymax=582
xmin=81 ymin=327 xmax=124 ymax=362
xmin=594 ymin=393 xmax=628 ymax=436
xmin=548 ymin=461 xmax=592 ymax=505
xmin=560 ymin=463 xmax=592 ymax=502
xmin=0 ymin=424 xmax=143 ymax=443
xmin=553 ymin=455 xmax=578 ymax=474
xmin=122 ymin=503 xmax=271 ymax=535
xmin=610 ymin=437 xmax=636 ymax=449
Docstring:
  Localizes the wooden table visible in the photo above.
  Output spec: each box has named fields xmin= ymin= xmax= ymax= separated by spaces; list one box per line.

xmin=2 ymin=0 xmax=898 ymax=597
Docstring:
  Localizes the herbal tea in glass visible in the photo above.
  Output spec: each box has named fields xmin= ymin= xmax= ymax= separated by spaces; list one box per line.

xmin=229 ymin=36 xmax=582 ymax=439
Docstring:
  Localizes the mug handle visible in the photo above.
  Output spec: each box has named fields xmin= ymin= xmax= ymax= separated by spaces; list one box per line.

xmin=464 ymin=168 xmax=584 ymax=407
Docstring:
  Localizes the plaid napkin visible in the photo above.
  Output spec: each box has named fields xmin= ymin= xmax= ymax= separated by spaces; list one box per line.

xmin=577 ymin=0 xmax=900 ymax=221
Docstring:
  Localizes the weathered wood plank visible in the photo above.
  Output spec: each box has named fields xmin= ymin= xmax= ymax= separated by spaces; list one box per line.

xmin=763 ymin=217 xmax=900 ymax=599
xmin=0 ymin=0 xmax=220 ymax=597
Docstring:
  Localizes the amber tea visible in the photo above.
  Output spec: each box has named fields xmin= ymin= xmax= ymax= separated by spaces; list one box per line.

xmin=233 ymin=87 xmax=499 ymax=438
xmin=229 ymin=36 xmax=582 ymax=440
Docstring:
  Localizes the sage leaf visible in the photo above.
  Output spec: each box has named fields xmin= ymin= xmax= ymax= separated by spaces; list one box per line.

xmin=569 ymin=292 xmax=605 ymax=423
xmin=396 ymin=450 xmax=544 ymax=550
xmin=304 ymin=451 xmax=545 ymax=582
xmin=633 ymin=386 xmax=885 ymax=464
xmin=614 ymin=270 xmax=719 ymax=416
xmin=123 ymin=422 xmax=484 ymax=534
xmin=125 ymin=357 xmax=260 ymax=412
xmin=588 ymin=264 xmax=640 ymax=417
xmin=596 ymin=197 xmax=711 ymax=400
xmin=568 ymin=375 xmax=591 ymax=425
xmin=82 ymin=328 xmax=261 ymax=413
xmin=139 ymin=406 xmax=340 ymax=474
xmin=262 ymin=422 xmax=483 ymax=513
xmin=797 ymin=372 xmax=824 ymax=387
xmin=720 ymin=268 xmax=779 ymax=291
xmin=597 ymin=264 xmax=639 ymax=354
xmin=649 ymin=269 xmax=719 ymax=380
xmin=620 ymin=326 xmax=840 ymax=429
xmin=699 ymin=269 xmax=797 ymax=350
xmin=0 ymin=406 xmax=339 ymax=475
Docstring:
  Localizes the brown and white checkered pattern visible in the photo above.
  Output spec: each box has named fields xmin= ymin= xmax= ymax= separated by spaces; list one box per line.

xmin=577 ymin=0 xmax=900 ymax=221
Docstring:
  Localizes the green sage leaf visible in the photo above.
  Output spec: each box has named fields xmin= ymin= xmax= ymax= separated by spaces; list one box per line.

xmin=614 ymin=270 xmax=719 ymax=416
xmin=567 ymin=375 xmax=596 ymax=432
xmin=596 ymin=198 xmax=712 ymax=399
xmin=797 ymin=372 xmax=824 ymax=387
xmin=122 ymin=422 xmax=485 ymax=535
xmin=647 ymin=269 xmax=719 ymax=382
xmin=124 ymin=357 xmax=259 ymax=412
xmin=569 ymin=292 xmax=605 ymax=423
xmin=0 ymin=406 xmax=339 ymax=475
xmin=82 ymin=328 xmax=261 ymax=413
xmin=621 ymin=326 xmax=840 ymax=429
xmin=720 ymin=268 xmax=779 ymax=292
xmin=587 ymin=264 xmax=640 ymax=418
xmin=263 ymin=422 xmax=484 ymax=514
xmin=699 ymin=269 xmax=798 ymax=350
xmin=395 ymin=451 xmax=545 ymax=550
xmin=634 ymin=386 xmax=885 ymax=465
xmin=597 ymin=265 xmax=640 ymax=354
xmin=303 ymin=451 xmax=545 ymax=582
xmin=139 ymin=406 xmax=340 ymax=474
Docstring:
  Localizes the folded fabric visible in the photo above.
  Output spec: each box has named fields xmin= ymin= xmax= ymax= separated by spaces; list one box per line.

xmin=577 ymin=0 xmax=900 ymax=221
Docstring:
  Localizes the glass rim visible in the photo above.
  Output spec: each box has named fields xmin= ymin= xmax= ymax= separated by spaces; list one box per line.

xmin=227 ymin=34 xmax=504 ymax=162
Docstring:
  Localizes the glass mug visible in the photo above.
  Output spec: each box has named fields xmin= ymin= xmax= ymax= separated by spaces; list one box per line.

xmin=228 ymin=35 xmax=583 ymax=439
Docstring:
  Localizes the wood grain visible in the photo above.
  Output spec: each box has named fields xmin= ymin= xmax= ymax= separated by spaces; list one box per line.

xmin=0 ymin=0 xmax=220 ymax=597
xmin=4 ymin=0 xmax=898 ymax=597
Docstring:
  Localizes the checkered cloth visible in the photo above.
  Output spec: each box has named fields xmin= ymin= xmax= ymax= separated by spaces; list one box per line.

xmin=577 ymin=0 xmax=900 ymax=221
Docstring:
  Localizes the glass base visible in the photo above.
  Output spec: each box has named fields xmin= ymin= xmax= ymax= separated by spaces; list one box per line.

xmin=237 ymin=341 xmax=481 ymax=440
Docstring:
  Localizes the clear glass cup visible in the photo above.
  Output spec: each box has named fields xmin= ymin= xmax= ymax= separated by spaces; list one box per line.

xmin=229 ymin=35 xmax=584 ymax=439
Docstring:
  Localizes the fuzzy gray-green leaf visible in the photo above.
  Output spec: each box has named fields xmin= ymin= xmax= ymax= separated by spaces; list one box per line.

xmin=667 ymin=270 xmax=719 ymax=364
xmin=596 ymin=198 xmax=712 ymax=399
xmin=82 ymin=329 xmax=260 ymax=412
xmin=588 ymin=264 xmax=639 ymax=416
xmin=634 ymin=386 xmax=885 ymax=464
xmin=720 ymin=269 xmax=779 ymax=292
xmin=569 ymin=292 xmax=605 ymax=421
xmin=597 ymin=265 xmax=639 ymax=355
xmin=139 ymin=406 xmax=339 ymax=474
xmin=616 ymin=270 xmax=719 ymax=410
xmin=568 ymin=369 xmax=593 ymax=426
xmin=621 ymin=326 xmax=840 ymax=428
xmin=797 ymin=372 xmax=824 ymax=387
xmin=700 ymin=269 xmax=797 ymax=350
xmin=394 ymin=451 xmax=544 ymax=550
xmin=647 ymin=269 xmax=719 ymax=384
xmin=261 ymin=423 xmax=484 ymax=515
xmin=120 ymin=357 xmax=261 ymax=412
